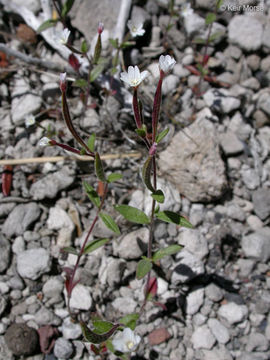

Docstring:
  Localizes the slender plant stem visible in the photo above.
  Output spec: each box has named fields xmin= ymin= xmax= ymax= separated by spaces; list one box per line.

xmin=67 ymin=182 xmax=109 ymax=319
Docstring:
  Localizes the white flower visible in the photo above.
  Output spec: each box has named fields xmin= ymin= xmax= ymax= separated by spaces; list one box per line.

xmin=57 ymin=28 xmax=70 ymax=45
xmin=25 ymin=114 xmax=35 ymax=128
xmin=181 ymin=3 xmax=194 ymax=17
xmin=120 ymin=66 xmax=149 ymax=87
xmin=60 ymin=72 xmax=67 ymax=83
xmin=39 ymin=137 xmax=51 ymax=146
xmin=127 ymin=19 xmax=145 ymax=37
xmin=159 ymin=55 xmax=176 ymax=73
xmin=112 ymin=328 xmax=141 ymax=353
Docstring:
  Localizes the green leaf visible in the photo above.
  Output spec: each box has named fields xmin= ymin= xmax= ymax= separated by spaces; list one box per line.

xmin=151 ymin=189 xmax=165 ymax=204
xmin=205 ymin=13 xmax=216 ymax=25
xmin=196 ymin=64 xmax=208 ymax=76
xmin=61 ymin=0 xmax=75 ymax=17
xmin=217 ymin=0 xmax=223 ymax=9
xmin=135 ymin=128 xmax=146 ymax=137
xmin=192 ymin=37 xmax=207 ymax=45
xmin=109 ymin=38 xmax=119 ymax=48
xmin=209 ymin=31 xmax=224 ymax=42
xmin=142 ymin=156 xmax=155 ymax=192
xmin=80 ymin=321 xmax=119 ymax=344
xmin=95 ymin=152 xmax=106 ymax=182
xmin=83 ymin=181 xmax=101 ymax=207
xmin=154 ymin=205 xmax=160 ymax=214
xmin=114 ymin=205 xmax=150 ymax=225
xmin=61 ymin=247 xmax=78 ymax=256
xmin=120 ymin=41 xmax=134 ymax=49
xmin=136 ymin=259 xmax=152 ymax=280
xmin=156 ymin=128 xmax=169 ymax=144
xmin=152 ymin=245 xmax=182 ymax=262
xmin=72 ymin=79 xmax=88 ymax=89
xmin=81 ymin=40 xmax=89 ymax=53
xmin=119 ymin=314 xmax=139 ymax=330
xmin=87 ymin=133 xmax=96 ymax=152
xmin=36 ymin=19 xmax=57 ymax=33
xmin=90 ymin=61 xmax=106 ymax=82
xmin=105 ymin=340 xmax=114 ymax=353
xmin=107 ymin=173 xmax=123 ymax=183
xmin=156 ymin=211 xmax=193 ymax=228
xmin=83 ymin=238 xmax=109 ymax=254
xmin=99 ymin=212 xmax=120 ymax=235
xmin=92 ymin=320 xmax=114 ymax=334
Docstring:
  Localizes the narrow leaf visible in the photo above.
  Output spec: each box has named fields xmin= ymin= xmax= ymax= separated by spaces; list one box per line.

xmin=209 ymin=31 xmax=224 ymax=42
xmin=83 ymin=181 xmax=101 ymax=207
xmin=61 ymin=0 xmax=75 ymax=16
xmin=217 ymin=0 xmax=223 ymax=9
xmin=80 ymin=321 xmax=119 ymax=344
xmin=151 ymin=189 xmax=165 ymax=204
xmin=205 ymin=13 xmax=216 ymax=25
xmin=114 ymin=205 xmax=150 ymax=224
xmin=119 ymin=314 xmax=139 ymax=331
xmin=156 ymin=211 xmax=193 ymax=228
xmin=156 ymin=128 xmax=169 ymax=144
xmin=136 ymin=259 xmax=152 ymax=280
xmin=142 ymin=156 xmax=155 ymax=192
xmin=99 ymin=212 xmax=120 ymax=235
xmin=192 ymin=37 xmax=207 ymax=45
xmin=90 ymin=62 xmax=105 ymax=82
xmin=107 ymin=173 xmax=123 ymax=183
xmin=152 ymin=245 xmax=182 ymax=262
xmin=36 ymin=19 xmax=57 ymax=33
xmin=83 ymin=238 xmax=109 ymax=254
xmin=87 ymin=133 xmax=96 ymax=152
xmin=95 ymin=152 xmax=106 ymax=182
xmin=109 ymin=38 xmax=119 ymax=48
xmin=92 ymin=320 xmax=114 ymax=334
xmin=72 ymin=79 xmax=88 ymax=89
xmin=61 ymin=247 xmax=78 ymax=256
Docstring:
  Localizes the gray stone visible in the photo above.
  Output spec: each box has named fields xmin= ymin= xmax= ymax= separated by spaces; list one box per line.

xmin=68 ymin=284 xmax=92 ymax=310
xmin=12 ymin=236 xmax=25 ymax=255
xmin=61 ymin=318 xmax=81 ymax=340
xmin=71 ymin=0 xmax=121 ymax=42
xmin=241 ymin=166 xmax=260 ymax=191
xmin=184 ymin=13 xmax=205 ymax=36
xmin=242 ymin=228 xmax=270 ymax=262
xmin=201 ymin=347 xmax=233 ymax=360
xmin=0 ymin=298 xmax=7 ymax=317
xmin=2 ymin=203 xmax=41 ymax=237
xmin=262 ymin=22 xmax=270 ymax=49
xmin=189 ymin=204 xmax=205 ymax=227
xmin=173 ymin=63 xmax=190 ymax=78
xmin=172 ymin=250 xmax=205 ymax=284
xmin=177 ymin=229 xmax=208 ymax=260
xmin=205 ymin=283 xmax=223 ymax=302
xmin=257 ymin=92 xmax=270 ymax=116
xmin=4 ymin=323 xmax=38 ymax=356
xmin=208 ymin=319 xmax=230 ymax=344
xmin=159 ymin=109 xmax=227 ymax=202
xmin=30 ymin=166 xmax=74 ymax=200
xmin=12 ymin=0 xmax=40 ymax=13
xmin=236 ymin=258 xmax=255 ymax=277
xmin=42 ymin=277 xmax=63 ymax=299
xmin=228 ymin=15 xmax=263 ymax=51
xmin=111 ymin=296 xmax=137 ymax=315
xmin=162 ymin=75 xmax=180 ymax=95
xmin=113 ymin=227 xmax=148 ymax=259
xmin=35 ymin=307 xmax=59 ymax=326
xmin=17 ymin=248 xmax=51 ymax=280
xmin=218 ymin=302 xmax=248 ymax=325
xmin=204 ymin=89 xmax=241 ymax=114
xmin=247 ymin=215 xmax=263 ymax=231
xmin=252 ymin=188 xmax=270 ymax=220
xmin=246 ymin=332 xmax=269 ymax=352
xmin=47 ymin=206 xmax=75 ymax=247
xmin=0 ymin=234 xmax=10 ymax=273
xmin=80 ymin=108 xmax=100 ymax=131
xmin=220 ymin=131 xmax=244 ymax=155
xmin=100 ymin=257 xmax=126 ymax=287
xmin=191 ymin=325 xmax=216 ymax=349
xmin=0 ymin=336 xmax=14 ymax=360
xmin=186 ymin=287 xmax=204 ymax=315
xmin=227 ymin=203 xmax=246 ymax=222
xmin=54 ymin=338 xmax=73 ymax=359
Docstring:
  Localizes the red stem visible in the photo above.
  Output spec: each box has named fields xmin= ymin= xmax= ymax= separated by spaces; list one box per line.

xmin=152 ymin=71 xmax=164 ymax=143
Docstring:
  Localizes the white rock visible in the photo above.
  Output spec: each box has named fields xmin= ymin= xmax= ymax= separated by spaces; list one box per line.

xmin=208 ymin=318 xmax=230 ymax=344
xmin=17 ymin=248 xmax=51 ymax=280
xmin=177 ymin=229 xmax=208 ymax=260
xmin=112 ymin=227 xmax=148 ymax=259
xmin=68 ymin=284 xmax=92 ymax=310
xmin=218 ymin=302 xmax=248 ymax=325
xmin=242 ymin=228 xmax=270 ymax=262
xmin=112 ymin=297 xmax=137 ymax=314
xmin=191 ymin=324 xmax=216 ymax=349
xmin=172 ymin=250 xmax=205 ymax=284
xmin=61 ymin=318 xmax=82 ymax=339
xmin=47 ymin=207 xmax=75 ymax=247
xmin=186 ymin=287 xmax=204 ymax=315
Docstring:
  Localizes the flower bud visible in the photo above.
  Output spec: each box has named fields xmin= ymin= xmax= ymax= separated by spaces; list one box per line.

xmin=149 ymin=142 xmax=157 ymax=156
xmin=59 ymin=72 xmax=67 ymax=92
xmin=98 ymin=22 xmax=104 ymax=35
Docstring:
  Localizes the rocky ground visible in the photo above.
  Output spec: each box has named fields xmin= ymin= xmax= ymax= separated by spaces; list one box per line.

xmin=0 ymin=0 xmax=270 ymax=359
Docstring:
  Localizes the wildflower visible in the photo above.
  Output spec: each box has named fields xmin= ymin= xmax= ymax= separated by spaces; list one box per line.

xmin=127 ymin=19 xmax=145 ymax=37
xmin=149 ymin=142 xmax=157 ymax=156
xmin=59 ymin=72 xmax=67 ymax=92
xmin=25 ymin=114 xmax=35 ymax=128
xmin=98 ymin=22 xmax=104 ymax=35
xmin=112 ymin=328 xmax=141 ymax=353
xmin=159 ymin=55 xmax=176 ymax=74
xmin=120 ymin=66 xmax=149 ymax=88
xmin=38 ymin=137 xmax=51 ymax=146
xmin=181 ymin=3 xmax=194 ymax=17
xmin=57 ymin=28 xmax=70 ymax=45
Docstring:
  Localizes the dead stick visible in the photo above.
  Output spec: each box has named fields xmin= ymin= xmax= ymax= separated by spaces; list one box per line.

xmin=0 ymin=152 xmax=142 ymax=166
